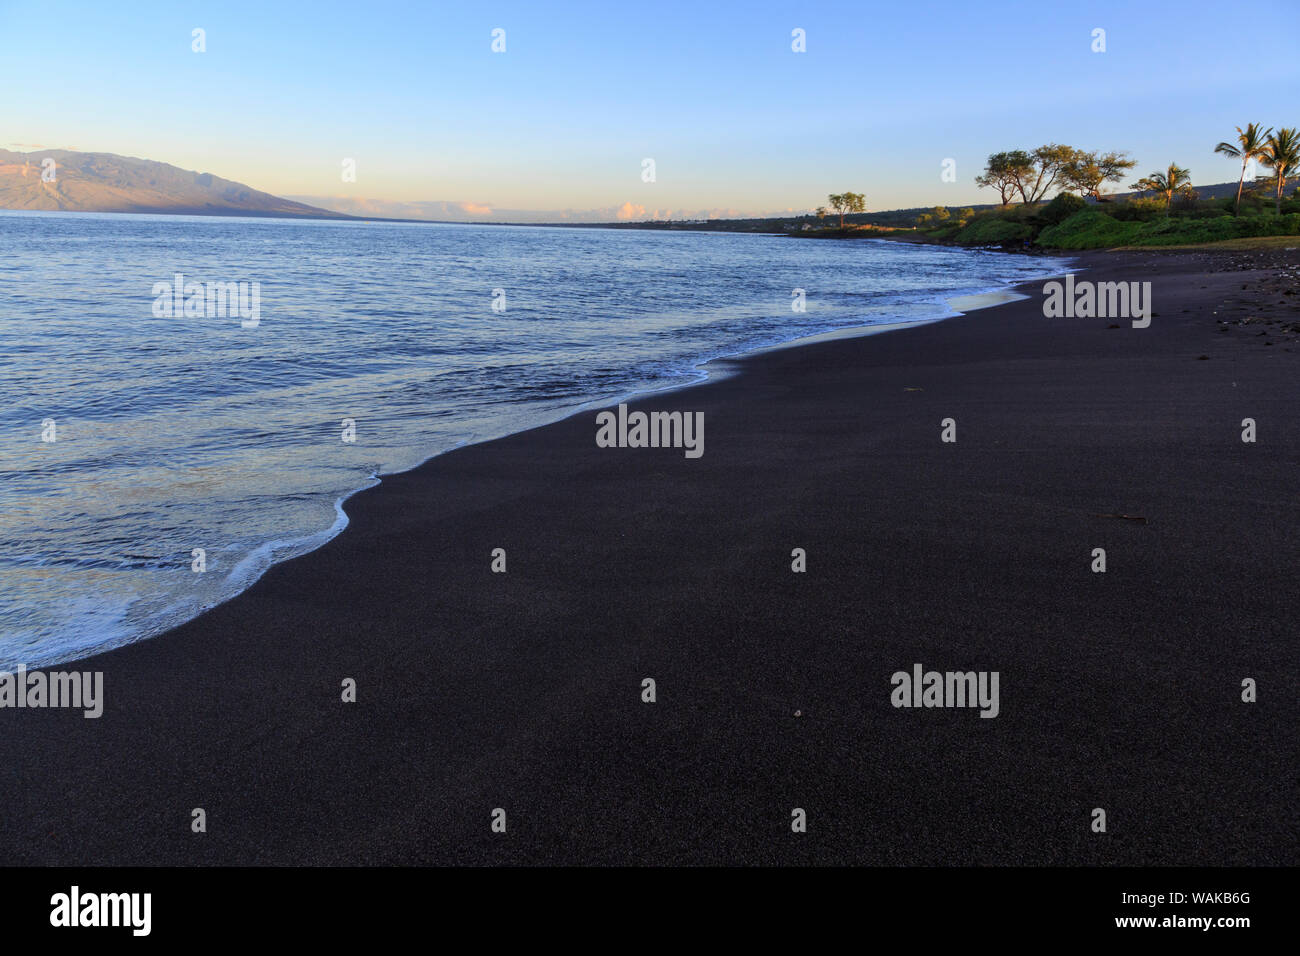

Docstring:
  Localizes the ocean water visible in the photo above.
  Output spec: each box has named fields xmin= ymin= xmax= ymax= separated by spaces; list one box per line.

xmin=0 ymin=212 xmax=1058 ymax=667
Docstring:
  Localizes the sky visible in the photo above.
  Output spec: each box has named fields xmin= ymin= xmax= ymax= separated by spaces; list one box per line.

xmin=2 ymin=0 xmax=1298 ymax=221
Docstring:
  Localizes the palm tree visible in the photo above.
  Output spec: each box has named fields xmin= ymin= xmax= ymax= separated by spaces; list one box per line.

xmin=1214 ymin=123 xmax=1272 ymax=215
xmin=1130 ymin=163 xmax=1195 ymax=216
xmin=1259 ymin=128 xmax=1300 ymax=215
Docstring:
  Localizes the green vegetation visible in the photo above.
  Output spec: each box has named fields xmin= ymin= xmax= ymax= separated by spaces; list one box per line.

xmin=1259 ymin=128 xmax=1300 ymax=215
xmin=1035 ymin=211 xmax=1140 ymax=248
xmin=896 ymin=125 xmax=1300 ymax=250
xmin=1214 ymin=123 xmax=1271 ymax=214
xmin=589 ymin=124 xmax=1298 ymax=250
xmin=1038 ymin=192 xmax=1087 ymax=224
xmin=1039 ymin=211 xmax=1300 ymax=249
xmin=1065 ymin=150 xmax=1138 ymax=200
xmin=950 ymin=216 xmax=1034 ymax=244
xmin=826 ymin=192 xmax=865 ymax=228
xmin=972 ymin=146 xmax=1136 ymax=206
xmin=973 ymin=151 xmax=1033 ymax=205
xmin=1130 ymin=163 xmax=1196 ymax=214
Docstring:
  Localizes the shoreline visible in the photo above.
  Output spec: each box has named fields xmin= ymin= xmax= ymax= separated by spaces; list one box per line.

xmin=2 ymin=246 xmax=1295 ymax=865
xmin=21 ymin=247 xmax=1072 ymax=671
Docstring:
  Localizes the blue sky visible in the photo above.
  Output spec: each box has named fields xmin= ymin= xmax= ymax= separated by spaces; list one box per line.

xmin=3 ymin=0 xmax=1298 ymax=219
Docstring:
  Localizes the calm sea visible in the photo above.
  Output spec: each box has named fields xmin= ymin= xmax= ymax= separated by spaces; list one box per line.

xmin=0 ymin=212 xmax=1058 ymax=666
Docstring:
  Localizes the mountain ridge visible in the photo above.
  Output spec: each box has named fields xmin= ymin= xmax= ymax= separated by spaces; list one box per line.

xmin=0 ymin=149 xmax=352 ymax=219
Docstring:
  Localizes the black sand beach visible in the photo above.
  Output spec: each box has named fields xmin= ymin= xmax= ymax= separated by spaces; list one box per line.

xmin=3 ymin=247 xmax=1296 ymax=866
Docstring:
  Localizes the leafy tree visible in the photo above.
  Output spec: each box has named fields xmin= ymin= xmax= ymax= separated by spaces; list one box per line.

xmin=1064 ymin=150 xmax=1137 ymax=200
xmin=1130 ymin=163 xmax=1196 ymax=215
xmin=1259 ymin=128 xmax=1300 ymax=215
xmin=975 ymin=151 xmax=1033 ymax=205
xmin=815 ymin=206 xmax=827 ymax=220
xmin=931 ymin=206 xmax=950 ymax=221
xmin=827 ymin=192 xmax=865 ymax=228
xmin=979 ymin=146 xmax=1088 ymax=205
xmin=1017 ymin=144 xmax=1084 ymax=204
xmin=1214 ymin=123 xmax=1273 ymax=215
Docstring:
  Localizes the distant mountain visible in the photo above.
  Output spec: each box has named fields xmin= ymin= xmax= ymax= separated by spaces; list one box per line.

xmin=0 ymin=150 xmax=350 ymax=218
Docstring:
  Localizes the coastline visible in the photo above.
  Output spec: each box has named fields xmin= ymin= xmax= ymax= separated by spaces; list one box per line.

xmin=2 ymin=247 xmax=1295 ymax=865
xmin=14 ymin=242 xmax=1068 ymax=671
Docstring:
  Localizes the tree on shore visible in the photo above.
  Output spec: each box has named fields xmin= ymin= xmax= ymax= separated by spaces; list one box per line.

xmin=1130 ymin=163 xmax=1195 ymax=215
xmin=815 ymin=206 xmax=827 ymax=221
xmin=1214 ymin=123 xmax=1273 ymax=215
xmin=1015 ymin=145 xmax=1081 ymax=204
xmin=976 ymin=146 xmax=1090 ymax=205
xmin=1064 ymin=150 xmax=1137 ymax=200
xmin=1258 ymin=128 xmax=1299 ymax=215
xmin=975 ymin=151 xmax=1032 ymax=205
xmin=827 ymin=192 xmax=865 ymax=228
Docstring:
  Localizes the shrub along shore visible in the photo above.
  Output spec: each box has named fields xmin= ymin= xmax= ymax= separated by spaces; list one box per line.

xmin=810 ymin=127 xmax=1300 ymax=249
xmin=789 ymin=192 xmax=1300 ymax=251
xmin=898 ymin=191 xmax=1300 ymax=250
